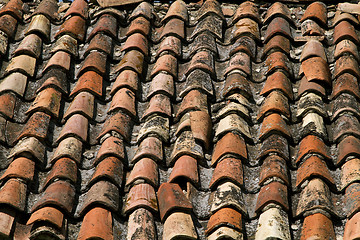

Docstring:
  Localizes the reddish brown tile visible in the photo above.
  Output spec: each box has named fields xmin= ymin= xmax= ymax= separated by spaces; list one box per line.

xmin=230 ymin=36 xmax=256 ymax=60
xmin=225 ymin=51 xmax=251 ymax=77
xmin=176 ymin=90 xmax=208 ymax=120
xmin=85 ymin=33 xmax=112 ymax=57
xmin=162 ymin=0 xmax=188 ymax=23
xmin=127 ymin=16 xmax=150 ymax=36
xmin=55 ymin=15 xmax=86 ymax=42
xmin=43 ymin=51 xmax=71 ymax=73
xmin=111 ymin=70 xmax=139 ymax=95
xmin=0 ymin=0 xmax=23 ymax=21
xmin=0 ymin=208 xmax=16 ymax=238
xmin=77 ymin=207 xmax=112 ymax=240
xmin=32 ymin=0 xmax=58 ymax=22
xmin=334 ymin=55 xmax=360 ymax=80
xmin=126 ymin=158 xmax=158 ymax=188
xmin=333 ymin=114 xmax=360 ymax=143
xmin=296 ymin=155 xmax=334 ymax=188
xmin=296 ymin=135 xmax=330 ymax=165
xmin=79 ymin=180 xmax=119 ymax=215
xmin=89 ymin=156 xmax=123 ymax=188
xmin=124 ymin=183 xmax=158 ymax=215
xmin=344 ymin=211 xmax=360 ymax=240
xmin=0 ymin=14 xmax=17 ymax=39
xmin=122 ymin=32 xmax=148 ymax=56
xmin=132 ymin=136 xmax=163 ymax=164
xmin=300 ymin=213 xmax=335 ymax=240
xmin=147 ymin=72 xmax=174 ymax=98
xmin=337 ymin=136 xmax=360 ymax=166
xmin=262 ymin=35 xmax=290 ymax=59
xmin=157 ymin=182 xmax=192 ymax=221
xmin=64 ymin=0 xmax=88 ymax=19
xmin=169 ymin=155 xmax=198 ymax=186
xmin=222 ymin=73 xmax=251 ymax=99
xmin=300 ymin=2 xmax=327 ymax=27
xmin=113 ymin=50 xmax=144 ymax=75
xmin=265 ymin=51 xmax=291 ymax=76
xmin=88 ymin=14 xmax=117 ymax=41
xmin=186 ymin=50 xmax=214 ymax=77
xmin=94 ymin=136 xmax=124 ymax=165
xmin=51 ymin=137 xmax=82 ymax=164
xmin=263 ymin=2 xmax=292 ymax=25
xmin=109 ymin=88 xmax=136 ymax=118
xmin=196 ymin=0 xmax=224 ymax=22
xmin=300 ymin=39 xmax=326 ymax=62
xmin=151 ymin=54 xmax=177 ymax=79
xmin=298 ymin=76 xmax=326 ymax=99
xmin=264 ymin=17 xmax=291 ymax=43
xmin=341 ymin=158 xmax=360 ymax=191
xmin=334 ymin=39 xmax=359 ymax=62
xmin=344 ymin=183 xmax=360 ymax=218
xmin=26 ymin=87 xmax=62 ymax=119
xmin=31 ymin=180 xmax=75 ymax=214
xmin=156 ymin=36 xmax=181 ymax=58
xmin=0 ymin=178 xmax=26 ymax=211
xmin=0 ymin=93 xmax=16 ymax=119
xmin=37 ymin=70 xmax=68 ymax=95
xmin=189 ymin=110 xmax=212 ymax=149
xmin=63 ymin=92 xmax=94 ymax=121
xmin=70 ymin=70 xmax=103 ymax=98
xmin=160 ymin=18 xmax=185 ymax=40
xmin=300 ymin=56 xmax=331 ymax=86
xmin=13 ymin=34 xmax=42 ymax=59
xmin=211 ymin=132 xmax=247 ymax=166
xmin=56 ymin=114 xmax=88 ymax=143
xmin=0 ymin=157 xmax=34 ymax=183
xmin=260 ymin=71 xmax=293 ymax=100
xmin=331 ymin=73 xmax=360 ymax=100
xmin=97 ymin=112 xmax=132 ymax=142
xmin=258 ymin=134 xmax=289 ymax=162
xmin=206 ymin=207 xmax=242 ymax=235
xmin=142 ymin=94 xmax=171 ymax=121
xmin=259 ymin=155 xmax=289 ymax=186
xmin=15 ymin=112 xmax=50 ymax=144
xmin=78 ymin=51 xmax=107 ymax=77
xmin=257 ymin=90 xmax=290 ymax=121
xmin=255 ymin=181 xmax=288 ymax=214
xmin=333 ymin=10 xmax=359 ymax=27
xmin=209 ymin=157 xmax=243 ymax=190
xmin=296 ymin=178 xmax=334 ymax=217
xmin=27 ymin=206 xmax=64 ymax=229
xmin=259 ymin=113 xmax=291 ymax=142
xmin=333 ymin=20 xmax=359 ymax=45
xmin=231 ymin=1 xmax=259 ymax=24
xmin=232 ymin=18 xmax=260 ymax=42
xmin=129 ymin=2 xmax=153 ymax=21
xmin=44 ymin=158 xmax=77 ymax=189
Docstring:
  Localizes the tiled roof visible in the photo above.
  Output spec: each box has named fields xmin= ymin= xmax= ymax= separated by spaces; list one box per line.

xmin=0 ymin=0 xmax=359 ymax=239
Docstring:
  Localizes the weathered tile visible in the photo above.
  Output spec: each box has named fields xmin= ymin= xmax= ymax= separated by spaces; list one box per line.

xmin=26 ymin=87 xmax=62 ymax=119
xmin=170 ymin=130 xmax=203 ymax=165
xmin=259 ymin=113 xmax=291 ymax=142
xmin=208 ymin=227 xmax=243 ymax=240
xmin=113 ymin=50 xmax=144 ymax=75
xmin=214 ymin=101 xmax=250 ymax=123
xmin=137 ymin=115 xmax=169 ymax=143
xmin=231 ymin=1 xmax=259 ymax=25
xmin=157 ymin=182 xmax=192 ymax=221
xmin=298 ymin=76 xmax=325 ymax=99
xmin=13 ymin=34 xmax=42 ymax=59
xmin=77 ymin=207 xmax=113 ymax=240
xmin=210 ymin=157 xmax=243 ymax=189
xmin=27 ymin=207 xmax=64 ymax=229
xmin=109 ymin=88 xmax=136 ymax=118
xmin=5 ymin=55 xmax=36 ymax=77
xmin=0 ymin=15 xmax=17 ymax=39
xmin=258 ymin=134 xmax=289 ymax=162
xmin=111 ymin=70 xmax=139 ymax=95
xmin=264 ymin=17 xmax=291 ymax=43
xmin=301 ymin=112 xmax=327 ymax=140
xmin=334 ymin=39 xmax=359 ymax=62
xmin=333 ymin=114 xmax=360 ymax=143
xmin=263 ymin=2 xmax=292 ymax=25
xmin=126 ymin=16 xmax=150 ymax=36
xmin=176 ymin=90 xmax=208 ymax=120
xmin=147 ymin=72 xmax=174 ymax=98
xmin=344 ymin=183 xmax=360 ymax=218
xmin=300 ymin=40 xmax=326 ymax=62
xmin=156 ymin=36 xmax=181 ymax=58
xmin=301 ymin=19 xmax=324 ymax=36
xmin=0 ymin=72 xmax=27 ymax=97
xmin=56 ymin=114 xmax=88 ymax=143
xmin=88 ymin=14 xmax=117 ymax=41
xmin=64 ymin=0 xmax=88 ymax=19
xmin=222 ymin=73 xmax=251 ymax=99
xmin=196 ymin=0 xmax=224 ymax=22
xmin=14 ymin=112 xmax=51 ymax=144
xmin=206 ymin=207 xmax=242 ymax=235
xmin=8 ymin=137 xmax=45 ymax=163
xmin=215 ymin=113 xmax=251 ymax=141
xmin=132 ymin=136 xmax=163 ymax=163
xmin=262 ymin=35 xmax=290 ymax=59
xmin=162 ymin=0 xmax=187 ymax=23
xmin=0 ymin=179 xmax=27 ymax=211
xmin=333 ymin=20 xmax=359 ymax=45
xmin=265 ymin=51 xmax=292 ymax=76
xmin=94 ymin=136 xmax=124 ymax=165
xmin=232 ymin=17 xmax=259 ymax=42
xmin=43 ymin=51 xmax=71 ymax=73
xmin=181 ymin=69 xmax=213 ymax=98
xmin=230 ymin=36 xmax=256 ymax=60
xmin=32 ymin=180 xmax=75 ymax=214
xmin=97 ymin=112 xmax=133 ymax=143
xmin=0 ymin=0 xmax=23 ymax=21
xmin=70 ymin=70 xmax=103 ymax=98
xmin=79 ymin=180 xmax=119 ymax=215
xmin=258 ymin=90 xmax=290 ymax=121
xmin=341 ymin=158 xmax=360 ymax=191
xmin=296 ymin=135 xmax=330 ymax=165
xmin=0 ymin=31 xmax=8 ymax=56
xmin=160 ymin=18 xmax=185 ymax=40
xmin=255 ymin=181 xmax=288 ymax=214
xmin=129 ymin=2 xmax=153 ymax=21
xmin=333 ymin=10 xmax=359 ymax=27
xmin=26 ymin=14 xmax=51 ymax=41
xmin=191 ymin=15 xmax=223 ymax=41
xmin=0 ymin=93 xmax=16 ymax=119
xmin=32 ymin=0 xmax=58 ymax=22
xmin=126 ymin=158 xmax=158 ymax=188
xmin=334 ymin=55 xmax=360 ymax=80
xmin=296 ymin=178 xmax=334 ymax=217
xmin=261 ymin=71 xmax=293 ymax=100
xmin=78 ymin=51 xmax=107 ymax=77
xmin=297 ymin=92 xmax=327 ymax=118
xmin=331 ymin=94 xmax=360 ymax=121
xmin=344 ymin=211 xmax=360 ymax=240
xmin=259 ymin=155 xmax=289 ymax=187
xmin=300 ymin=1 xmax=327 ymax=27
xmin=300 ymin=213 xmax=335 ymax=240
xmin=124 ymin=183 xmax=157 ymax=215
xmin=211 ymin=132 xmax=247 ymax=166
xmin=127 ymin=208 xmax=156 ymax=240
xmin=169 ymin=155 xmax=198 ymax=186
xmin=255 ymin=207 xmax=291 ymax=240
xmin=210 ymin=182 xmax=246 ymax=215
xmin=142 ymin=94 xmax=171 ymax=121
xmin=63 ymin=92 xmax=94 ymax=121
xmin=86 ymin=33 xmax=112 ymax=56
xmin=44 ymin=157 xmax=77 ymax=189
xmin=55 ymin=15 xmax=86 ymax=42
xmin=89 ymin=156 xmax=123 ymax=188
xmin=225 ymin=51 xmax=251 ymax=77
xmin=0 ymin=157 xmax=35 ymax=183
xmin=51 ymin=137 xmax=82 ymax=166
xmin=163 ymin=212 xmax=197 ymax=240
xmin=122 ymin=33 xmax=148 ymax=56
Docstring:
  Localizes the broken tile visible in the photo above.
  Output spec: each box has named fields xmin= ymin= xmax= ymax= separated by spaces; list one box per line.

xmin=301 ymin=19 xmax=324 ymax=36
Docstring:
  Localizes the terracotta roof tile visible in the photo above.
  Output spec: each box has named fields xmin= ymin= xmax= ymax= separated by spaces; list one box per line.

xmin=156 ymin=35 xmax=181 ymax=58
xmin=300 ymin=2 xmax=327 ymax=27
xmin=206 ymin=207 xmax=242 ymax=235
xmin=162 ymin=0 xmax=188 ymax=23
xmin=341 ymin=158 xmax=360 ymax=191
xmin=333 ymin=10 xmax=359 ymax=27
xmin=263 ymin=2 xmax=292 ymax=25
xmin=0 ymin=179 xmax=27 ymax=211
xmin=137 ymin=115 xmax=169 ymax=143
xmin=344 ymin=211 xmax=360 ymax=240
xmin=124 ymin=183 xmax=158 ymax=215
xmin=111 ymin=70 xmax=139 ymax=95
xmin=31 ymin=0 xmax=58 ymax=22
xmin=132 ymin=136 xmax=163 ymax=163
xmin=63 ymin=0 xmax=88 ymax=20
xmin=56 ymin=114 xmax=88 ymax=143
xmin=258 ymin=134 xmax=289 ymax=162
xmin=334 ymin=39 xmax=359 ymax=62
xmin=263 ymin=35 xmax=290 ymax=59
xmin=127 ymin=208 xmax=156 ymax=240
xmin=122 ymin=32 xmax=148 ymax=57
xmin=14 ymin=112 xmax=51 ymax=144
xmin=126 ymin=16 xmax=150 ymax=37
xmin=26 ymin=14 xmax=50 ymax=41
xmin=8 ymin=137 xmax=45 ymax=163
xmin=126 ymin=158 xmax=158 ymax=189
xmin=255 ymin=181 xmax=288 ymax=214
xmin=26 ymin=88 xmax=62 ymax=119
xmin=259 ymin=155 xmax=289 ymax=187
xmin=300 ymin=213 xmax=335 ymax=240
xmin=70 ymin=70 xmax=103 ymax=98
xmin=232 ymin=17 xmax=259 ymax=42
xmin=85 ymin=33 xmax=112 ymax=56
xmin=147 ymin=72 xmax=173 ymax=98
xmin=90 ymin=156 xmax=123 ymax=188
xmin=210 ymin=182 xmax=246 ymax=215
xmin=344 ymin=183 xmax=360 ymax=218
xmin=94 ymin=136 xmax=124 ymax=165
xmin=55 ymin=15 xmax=86 ymax=42
xmin=169 ymin=155 xmax=198 ymax=186
xmin=113 ymin=50 xmax=144 ymax=75
xmin=129 ymin=2 xmax=153 ymax=21
xmin=43 ymin=157 xmax=77 ymax=189
xmin=331 ymin=73 xmax=360 ymax=100
xmin=109 ymin=88 xmax=136 ymax=118
xmin=210 ymin=157 xmax=243 ymax=189
xmin=163 ymin=212 xmax=197 ymax=240
xmin=230 ymin=36 xmax=256 ymax=60
xmin=259 ymin=113 xmax=291 ymax=142
xmin=0 ymin=157 xmax=35 ymax=183
xmin=63 ymin=91 xmax=94 ymax=121
xmin=333 ymin=20 xmax=359 ymax=45
xmin=0 ymin=93 xmax=16 ymax=119
xmin=258 ymin=90 xmax=290 ymax=121
xmin=0 ymin=0 xmax=22 ymax=21
xmin=51 ymin=137 xmax=82 ymax=164
xmin=13 ymin=34 xmax=42 ymax=59
xmin=77 ymin=207 xmax=112 ymax=240
xmin=0 ymin=14 xmax=17 ymax=39
xmin=27 ymin=206 xmax=64 ymax=229
xmin=255 ymin=207 xmax=291 ymax=240
xmin=88 ymin=14 xmax=117 ymax=41
xmin=264 ymin=17 xmax=291 ymax=43
xmin=301 ymin=19 xmax=324 ymax=36
xmin=231 ymin=1 xmax=259 ymax=24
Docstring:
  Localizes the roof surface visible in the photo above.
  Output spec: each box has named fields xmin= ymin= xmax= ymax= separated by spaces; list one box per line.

xmin=0 ymin=0 xmax=359 ymax=239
